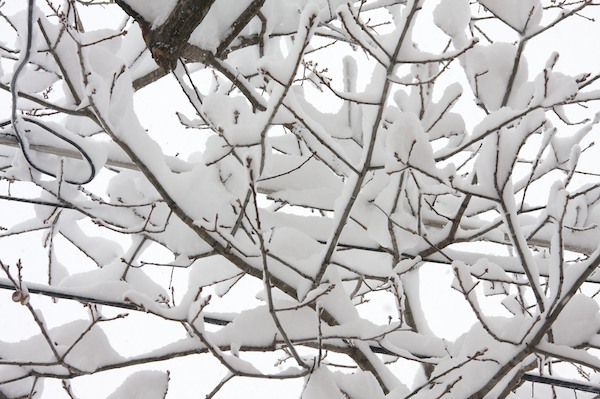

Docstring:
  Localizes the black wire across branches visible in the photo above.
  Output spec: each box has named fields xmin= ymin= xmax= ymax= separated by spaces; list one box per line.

xmin=8 ymin=0 xmax=97 ymax=185
xmin=0 ymin=278 xmax=598 ymax=394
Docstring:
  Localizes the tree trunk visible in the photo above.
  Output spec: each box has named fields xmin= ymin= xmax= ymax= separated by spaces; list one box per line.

xmin=117 ymin=0 xmax=215 ymax=71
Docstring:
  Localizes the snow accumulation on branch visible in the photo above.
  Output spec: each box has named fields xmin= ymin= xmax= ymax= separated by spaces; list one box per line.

xmin=1 ymin=0 xmax=600 ymax=398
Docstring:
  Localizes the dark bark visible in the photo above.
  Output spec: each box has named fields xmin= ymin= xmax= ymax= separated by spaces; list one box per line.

xmin=144 ymin=0 xmax=216 ymax=71
xmin=117 ymin=0 xmax=215 ymax=71
xmin=117 ymin=0 xmax=266 ymax=80
xmin=215 ymin=0 xmax=265 ymax=58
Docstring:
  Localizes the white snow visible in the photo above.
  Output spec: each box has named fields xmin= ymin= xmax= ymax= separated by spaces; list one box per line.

xmin=552 ymin=294 xmax=600 ymax=346
xmin=478 ymin=0 xmax=542 ymax=33
xmin=0 ymin=319 xmax=122 ymax=373
xmin=302 ymin=366 xmax=347 ymax=399
xmin=464 ymin=43 xmax=528 ymax=111
xmin=433 ymin=0 xmax=471 ymax=38
xmin=107 ymin=370 xmax=169 ymax=399
xmin=122 ymin=0 xmax=177 ymax=28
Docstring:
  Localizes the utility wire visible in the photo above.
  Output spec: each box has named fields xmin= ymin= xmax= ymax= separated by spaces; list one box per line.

xmin=9 ymin=0 xmax=96 ymax=185
xmin=521 ymin=373 xmax=600 ymax=394
xmin=0 ymin=278 xmax=599 ymax=393
xmin=0 ymin=278 xmax=230 ymax=326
